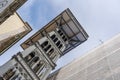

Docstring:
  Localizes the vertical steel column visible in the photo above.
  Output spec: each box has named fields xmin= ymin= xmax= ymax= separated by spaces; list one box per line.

xmin=55 ymin=17 xmax=70 ymax=39
xmin=66 ymin=9 xmax=88 ymax=39
xmin=61 ymin=16 xmax=80 ymax=41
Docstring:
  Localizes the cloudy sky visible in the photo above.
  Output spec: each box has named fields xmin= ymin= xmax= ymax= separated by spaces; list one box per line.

xmin=0 ymin=0 xmax=120 ymax=70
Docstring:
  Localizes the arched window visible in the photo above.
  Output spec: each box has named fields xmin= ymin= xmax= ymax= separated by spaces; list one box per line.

xmin=53 ymin=38 xmax=58 ymax=42
xmin=57 ymin=30 xmax=62 ymax=34
xmin=30 ymin=57 xmax=39 ymax=67
xmin=33 ymin=60 xmax=45 ymax=73
xmin=56 ymin=41 xmax=60 ymax=47
xmin=25 ymin=52 xmax=35 ymax=62
xmin=48 ymin=48 xmax=54 ymax=55
xmin=50 ymin=34 xmax=56 ymax=39
xmin=57 ymin=29 xmax=63 ymax=36
xmin=33 ymin=57 xmax=39 ymax=63
xmin=57 ymin=29 xmax=68 ymax=42
xmin=41 ymin=41 xmax=48 ymax=48
xmin=50 ymin=34 xmax=59 ymax=43
xmin=44 ymin=45 xmax=51 ymax=52
xmin=58 ymin=44 xmax=62 ymax=49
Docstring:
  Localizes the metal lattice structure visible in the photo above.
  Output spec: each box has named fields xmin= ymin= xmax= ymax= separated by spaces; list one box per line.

xmin=21 ymin=8 xmax=88 ymax=56
xmin=0 ymin=9 xmax=88 ymax=80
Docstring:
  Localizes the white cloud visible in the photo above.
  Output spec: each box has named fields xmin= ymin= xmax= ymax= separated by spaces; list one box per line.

xmin=1 ymin=0 xmax=120 ymax=69
xmin=48 ymin=0 xmax=120 ymax=37
xmin=47 ymin=0 xmax=120 ymax=70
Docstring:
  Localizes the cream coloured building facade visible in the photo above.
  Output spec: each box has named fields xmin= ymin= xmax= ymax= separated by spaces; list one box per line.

xmin=0 ymin=12 xmax=31 ymax=41
xmin=0 ymin=0 xmax=31 ymax=55
xmin=0 ymin=12 xmax=32 ymax=55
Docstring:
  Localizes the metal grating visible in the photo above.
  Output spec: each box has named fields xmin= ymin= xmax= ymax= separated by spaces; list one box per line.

xmin=21 ymin=8 xmax=89 ymax=56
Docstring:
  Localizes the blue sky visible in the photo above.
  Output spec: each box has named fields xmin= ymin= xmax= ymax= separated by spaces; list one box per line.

xmin=0 ymin=0 xmax=120 ymax=70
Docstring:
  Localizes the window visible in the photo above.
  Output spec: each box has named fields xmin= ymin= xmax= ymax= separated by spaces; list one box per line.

xmin=3 ymin=68 xmax=15 ymax=80
xmin=53 ymin=38 xmax=58 ymax=42
xmin=41 ymin=41 xmax=48 ymax=48
xmin=51 ymin=35 xmax=56 ymax=39
xmin=57 ymin=30 xmax=61 ymax=34
xmin=50 ymin=34 xmax=63 ymax=50
xmin=48 ymin=48 xmax=55 ymax=59
xmin=44 ymin=45 xmax=51 ymax=51
xmin=48 ymin=48 xmax=54 ymax=55
xmin=33 ymin=61 xmax=45 ymax=73
xmin=58 ymin=44 xmax=62 ymax=49
xmin=25 ymin=52 xmax=35 ymax=62
xmin=56 ymin=41 xmax=60 ymax=47
xmin=57 ymin=29 xmax=68 ymax=42
xmin=40 ymin=40 xmax=56 ymax=60
xmin=51 ymin=35 xmax=58 ymax=43
xmin=33 ymin=57 xmax=39 ymax=63
xmin=30 ymin=57 xmax=39 ymax=67
xmin=41 ymin=41 xmax=53 ymax=54
xmin=41 ymin=41 xmax=52 ymax=52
